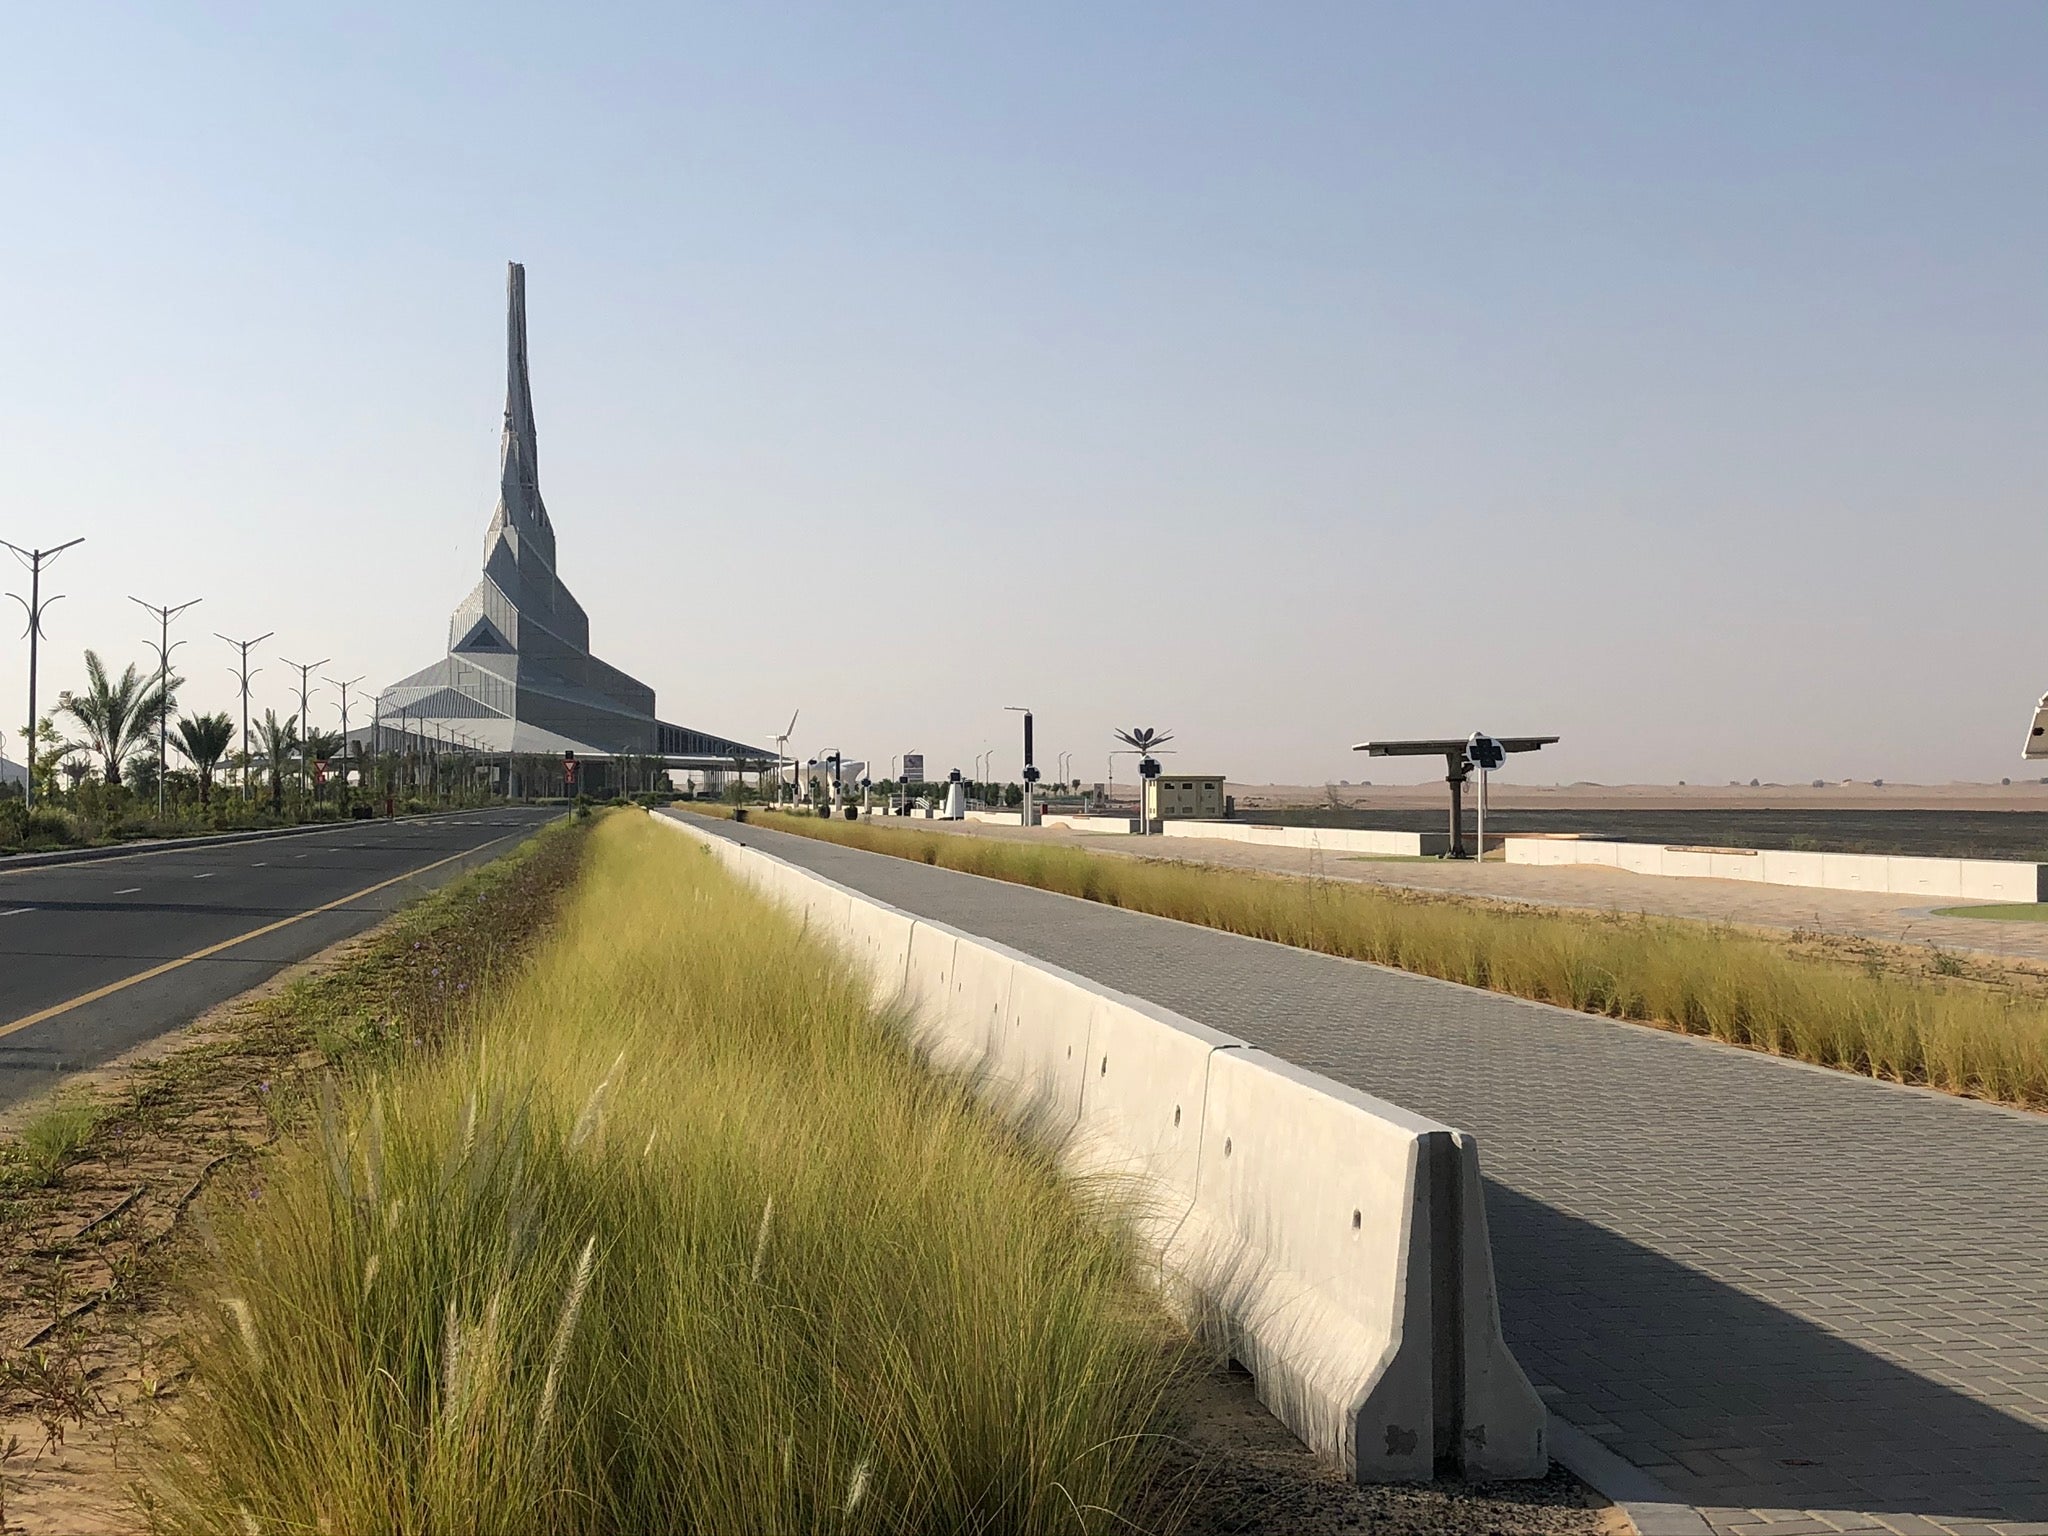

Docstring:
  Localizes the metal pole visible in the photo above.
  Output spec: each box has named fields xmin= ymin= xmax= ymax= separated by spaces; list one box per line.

xmin=1478 ymin=766 xmax=1487 ymax=863
xmin=218 ymin=632 xmax=273 ymax=803
xmin=326 ymin=674 xmax=362 ymax=805
xmin=131 ymin=595 xmax=200 ymax=818
xmin=4 ymin=536 xmax=84 ymax=811
xmin=279 ymin=656 xmax=327 ymax=808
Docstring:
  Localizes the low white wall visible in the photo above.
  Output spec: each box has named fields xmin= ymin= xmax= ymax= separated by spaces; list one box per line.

xmin=656 ymin=811 xmax=1546 ymax=1482
xmin=1042 ymin=813 xmax=1144 ymax=834
xmin=1507 ymin=836 xmax=2045 ymax=903
xmin=1161 ymin=821 xmax=1450 ymax=858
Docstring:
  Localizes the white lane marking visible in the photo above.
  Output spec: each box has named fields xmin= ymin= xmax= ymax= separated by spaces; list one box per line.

xmin=294 ymin=853 xmax=309 ymax=859
xmin=1 ymin=907 xmax=32 ymax=918
xmin=115 ymin=887 xmax=141 ymax=895
xmin=251 ymin=861 xmax=267 ymax=867
xmin=194 ymin=872 xmax=215 ymax=880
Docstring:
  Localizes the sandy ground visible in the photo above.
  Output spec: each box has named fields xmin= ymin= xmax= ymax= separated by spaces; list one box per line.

xmin=1170 ymin=1364 xmax=1619 ymax=1536
xmin=0 ymin=941 xmax=349 ymax=1535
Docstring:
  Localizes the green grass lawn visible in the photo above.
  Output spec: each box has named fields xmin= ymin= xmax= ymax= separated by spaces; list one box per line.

xmin=1933 ymin=903 xmax=2048 ymax=922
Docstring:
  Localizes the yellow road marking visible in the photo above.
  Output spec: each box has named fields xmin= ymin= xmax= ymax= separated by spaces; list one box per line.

xmin=0 ymin=833 xmax=519 ymax=1043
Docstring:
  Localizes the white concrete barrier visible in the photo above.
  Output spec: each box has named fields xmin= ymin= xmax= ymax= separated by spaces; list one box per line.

xmin=1161 ymin=821 xmax=1451 ymax=858
xmin=1506 ymin=835 xmax=2044 ymax=903
xmin=656 ymin=810 xmax=1546 ymax=1481
xmin=1042 ymin=813 xmax=1145 ymax=834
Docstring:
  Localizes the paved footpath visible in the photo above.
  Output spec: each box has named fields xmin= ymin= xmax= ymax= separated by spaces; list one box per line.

xmin=693 ymin=816 xmax=2048 ymax=1536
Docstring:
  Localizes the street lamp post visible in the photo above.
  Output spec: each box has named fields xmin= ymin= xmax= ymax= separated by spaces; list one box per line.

xmin=1005 ymin=706 xmax=1039 ymax=826
xmin=279 ymin=656 xmax=328 ymax=808
xmin=326 ymin=674 xmax=363 ymax=804
xmin=3 ymin=535 xmax=84 ymax=810
xmin=131 ymin=595 xmax=201 ymax=818
xmin=218 ymin=632 xmax=274 ymax=802
xmin=1111 ymin=727 xmax=1175 ymax=834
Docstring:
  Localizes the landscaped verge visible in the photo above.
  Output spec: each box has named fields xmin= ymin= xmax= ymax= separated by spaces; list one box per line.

xmin=146 ymin=810 xmax=1183 ymax=1535
xmin=709 ymin=809 xmax=2048 ymax=1109
xmin=0 ymin=813 xmax=591 ymax=1532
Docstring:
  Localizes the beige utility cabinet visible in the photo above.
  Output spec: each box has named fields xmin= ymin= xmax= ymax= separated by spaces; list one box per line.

xmin=1146 ymin=774 xmax=1227 ymax=821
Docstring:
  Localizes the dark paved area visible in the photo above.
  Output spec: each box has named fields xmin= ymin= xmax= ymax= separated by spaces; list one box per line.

xmin=0 ymin=807 xmax=555 ymax=1109
xmin=679 ymin=812 xmax=2048 ymax=1536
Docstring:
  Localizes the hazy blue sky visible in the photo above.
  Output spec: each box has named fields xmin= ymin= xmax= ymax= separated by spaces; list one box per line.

xmin=3 ymin=3 xmax=2043 ymax=787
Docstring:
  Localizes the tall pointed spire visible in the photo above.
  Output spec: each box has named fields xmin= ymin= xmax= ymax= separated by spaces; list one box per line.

xmin=497 ymin=261 xmax=553 ymax=553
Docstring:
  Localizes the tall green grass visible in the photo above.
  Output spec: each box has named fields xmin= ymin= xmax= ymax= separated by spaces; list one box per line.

xmin=150 ymin=811 xmax=1179 ymax=1535
xmin=730 ymin=810 xmax=2048 ymax=1108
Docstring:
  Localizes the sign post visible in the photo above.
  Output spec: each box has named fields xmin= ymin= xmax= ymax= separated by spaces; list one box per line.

xmin=1467 ymin=733 xmax=1506 ymax=859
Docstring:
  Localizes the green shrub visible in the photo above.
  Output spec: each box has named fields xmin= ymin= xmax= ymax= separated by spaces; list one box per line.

xmin=6 ymin=1094 xmax=107 ymax=1187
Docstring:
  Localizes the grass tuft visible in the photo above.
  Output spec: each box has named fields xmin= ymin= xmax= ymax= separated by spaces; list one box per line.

xmin=729 ymin=809 xmax=2048 ymax=1109
xmin=151 ymin=810 xmax=1179 ymax=1534
xmin=5 ymin=1095 xmax=108 ymax=1188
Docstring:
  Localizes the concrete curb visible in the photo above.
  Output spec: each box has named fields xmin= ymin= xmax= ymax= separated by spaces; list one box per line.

xmin=0 ymin=809 xmax=487 ymax=875
xmin=1546 ymin=1417 xmax=1712 ymax=1536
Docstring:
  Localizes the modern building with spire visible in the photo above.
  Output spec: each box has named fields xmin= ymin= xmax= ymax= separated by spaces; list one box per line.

xmin=377 ymin=263 xmax=767 ymax=785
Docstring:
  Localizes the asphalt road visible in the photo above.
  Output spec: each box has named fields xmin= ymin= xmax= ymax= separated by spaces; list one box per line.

xmin=0 ymin=806 xmax=558 ymax=1111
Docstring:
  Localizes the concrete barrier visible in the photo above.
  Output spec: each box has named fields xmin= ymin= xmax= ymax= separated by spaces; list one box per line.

xmin=656 ymin=810 xmax=1547 ymax=1481
xmin=1160 ymin=821 xmax=1450 ymax=858
xmin=1041 ymin=813 xmax=1145 ymax=834
xmin=1506 ymin=835 xmax=2045 ymax=903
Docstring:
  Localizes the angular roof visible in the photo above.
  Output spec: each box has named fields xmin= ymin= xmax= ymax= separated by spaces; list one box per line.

xmin=380 ymin=263 xmax=768 ymax=762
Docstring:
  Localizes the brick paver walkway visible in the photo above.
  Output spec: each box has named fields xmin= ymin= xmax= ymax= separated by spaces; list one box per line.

xmin=689 ymin=815 xmax=2048 ymax=1536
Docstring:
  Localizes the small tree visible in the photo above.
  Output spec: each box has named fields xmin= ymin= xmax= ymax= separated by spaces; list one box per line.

xmin=58 ymin=650 xmax=178 ymax=788
xmin=19 ymin=715 xmax=68 ymax=804
xmin=172 ymin=712 xmax=236 ymax=806
xmin=255 ymin=710 xmax=300 ymax=813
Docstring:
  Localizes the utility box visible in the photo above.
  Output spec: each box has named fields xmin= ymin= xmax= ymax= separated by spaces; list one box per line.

xmin=1146 ymin=774 xmax=1227 ymax=821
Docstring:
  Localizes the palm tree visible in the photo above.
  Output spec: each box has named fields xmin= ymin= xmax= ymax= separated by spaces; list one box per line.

xmin=255 ymin=710 xmax=299 ymax=812
xmin=172 ymin=712 xmax=236 ymax=806
xmin=58 ymin=651 xmax=178 ymax=789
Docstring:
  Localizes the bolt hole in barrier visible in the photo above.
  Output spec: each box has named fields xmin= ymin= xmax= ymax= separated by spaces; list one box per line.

xmin=653 ymin=812 xmax=1546 ymax=1484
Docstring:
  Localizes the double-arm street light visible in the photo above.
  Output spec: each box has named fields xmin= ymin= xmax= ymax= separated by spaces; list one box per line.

xmin=326 ymin=674 xmax=364 ymax=800
xmin=218 ymin=631 xmax=274 ymax=802
xmin=279 ymin=655 xmax=328 ymax=803
xmin=3 ymin=535 xmax=84 ymax=810
xmin=132 ymin=595 xmax=202 ymax=818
